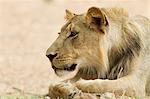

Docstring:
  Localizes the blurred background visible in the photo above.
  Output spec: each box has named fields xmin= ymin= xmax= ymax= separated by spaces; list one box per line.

xmin=0 ymin=0 xmax=150 ymax=95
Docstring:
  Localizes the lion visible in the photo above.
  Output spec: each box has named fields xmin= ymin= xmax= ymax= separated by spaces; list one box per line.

xmin=46 ymin=7 xmax=150 ymax=98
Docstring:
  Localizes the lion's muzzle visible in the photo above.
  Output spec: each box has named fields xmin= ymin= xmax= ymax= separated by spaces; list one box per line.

xmin=46 ymin=52 xmax=57 ymax=62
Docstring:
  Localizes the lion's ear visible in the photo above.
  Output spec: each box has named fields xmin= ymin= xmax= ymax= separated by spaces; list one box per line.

xmin=65 ymin=9 xmax=74 ymax=20
xmin=86 ymin=7 xmax=108 ymax=33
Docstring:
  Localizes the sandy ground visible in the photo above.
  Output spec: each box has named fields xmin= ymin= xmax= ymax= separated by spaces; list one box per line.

xmin=0 ymin=0 xmax=150 ymax=96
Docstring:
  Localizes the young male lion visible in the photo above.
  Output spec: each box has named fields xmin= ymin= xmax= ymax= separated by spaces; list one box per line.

xmin=46 ymin=7 xmax=150 ymax=98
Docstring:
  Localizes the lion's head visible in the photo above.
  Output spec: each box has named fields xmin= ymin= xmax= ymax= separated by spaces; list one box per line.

xmin=46 ymin=7 xmax=110 ymax=80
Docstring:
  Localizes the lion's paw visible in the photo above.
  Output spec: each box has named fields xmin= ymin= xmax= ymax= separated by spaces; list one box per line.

xmin=48 ymin=82 xmax=79 ymax=99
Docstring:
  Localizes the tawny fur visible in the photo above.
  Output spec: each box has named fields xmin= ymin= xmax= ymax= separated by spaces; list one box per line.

xmin=46 ymin=7 xmax=150 ymax=98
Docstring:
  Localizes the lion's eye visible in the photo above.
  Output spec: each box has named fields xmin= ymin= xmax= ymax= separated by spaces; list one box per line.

xmin=69 ymin=32 xmax=78 ymax=37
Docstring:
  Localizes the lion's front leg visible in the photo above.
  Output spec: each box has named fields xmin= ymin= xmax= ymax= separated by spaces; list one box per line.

xmin=48 ymin=82 xmax=79 ymax=98
xmin=75 ymin=79 xmax=108 ymax=93
xmin=75 ymin=76 xmax=145 ymax=97
xmin=48 ymin=81 xmax=98 ymax=99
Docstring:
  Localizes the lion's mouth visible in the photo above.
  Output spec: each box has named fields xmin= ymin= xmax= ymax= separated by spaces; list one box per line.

xmin=64 ymin=64 xmax=77 ymax=71
xmin=52 ymin=64 xmax=78 ymax=77
xmin=52 ymin=64 xmax=77 ymax=71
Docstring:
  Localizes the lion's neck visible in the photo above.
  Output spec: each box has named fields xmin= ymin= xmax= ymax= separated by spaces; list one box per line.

xmin=106 ymin=18 xmax=143 ymax=80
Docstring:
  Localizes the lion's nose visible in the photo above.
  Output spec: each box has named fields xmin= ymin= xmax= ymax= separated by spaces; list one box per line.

xmin=46 ymin=53 xmax=57 ymax=62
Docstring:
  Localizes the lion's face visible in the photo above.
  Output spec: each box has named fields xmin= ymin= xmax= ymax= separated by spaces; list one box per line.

xmin=46 ymin=7 xmax=109 ymax=80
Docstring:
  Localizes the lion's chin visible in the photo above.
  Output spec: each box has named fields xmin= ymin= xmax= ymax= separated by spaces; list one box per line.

xmin=55 ymin=69 xmax=73 ymax=77
xmin=53 ymin=63 xmax=77 ymax=77
xmin=55 ymin=68 xmax=79 ymax=78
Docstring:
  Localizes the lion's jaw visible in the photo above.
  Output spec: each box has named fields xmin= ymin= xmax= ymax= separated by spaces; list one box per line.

xmin=54 ymin=55 xmax=108 ymax=80
xmin=53 ymin=58 xmax=79 ymax=77
xmin=49 ymin=46 xmax=109 ymax=80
